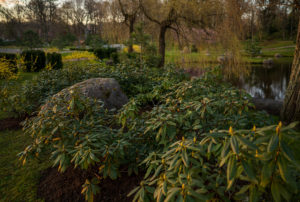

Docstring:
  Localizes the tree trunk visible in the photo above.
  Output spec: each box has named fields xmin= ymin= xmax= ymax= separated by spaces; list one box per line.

xmin=158 ymin=25 xmax=167 ymax=67
xmin=281 ymin=18 xmax=300 ymax=123
xmin=128 ymin=18 xmax=134 ymax=53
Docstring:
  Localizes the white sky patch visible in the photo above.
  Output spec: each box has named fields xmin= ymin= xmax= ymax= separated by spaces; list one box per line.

xmin=0 ymin=0 xmax=17 ymax=8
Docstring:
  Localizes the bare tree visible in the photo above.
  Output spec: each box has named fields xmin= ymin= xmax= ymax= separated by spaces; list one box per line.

xmin=140 ymin=0 xmax=214 ymax=67
xmin=117 ymin=0 xmax=139 ymax=52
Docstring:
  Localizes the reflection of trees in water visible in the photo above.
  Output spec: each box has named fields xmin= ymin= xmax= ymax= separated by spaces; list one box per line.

xmin=236 ymin=60 xmax=292 ymax=100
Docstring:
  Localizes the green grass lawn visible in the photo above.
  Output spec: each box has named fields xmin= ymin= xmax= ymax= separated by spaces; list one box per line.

xmin=260 ymin=40 xmax=295 ymax=49
xmin=165 ymin=40 xmax=295 ymax=65
xmin=17 ymin=72 xmax=38 ymax=82
xmin=0 ymin=71 xmax=48 ymax=201
xmin=0 ymin=72 xmax=37 ymax=86
xmin=261 ymin=47 xmax=295 ymax=57
xmin=0 ymin=130 xmax=50 ymax=201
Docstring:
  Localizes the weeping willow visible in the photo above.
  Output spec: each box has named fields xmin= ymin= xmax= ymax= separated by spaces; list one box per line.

xmin=217 ymin=0 xmax=250 ymax=79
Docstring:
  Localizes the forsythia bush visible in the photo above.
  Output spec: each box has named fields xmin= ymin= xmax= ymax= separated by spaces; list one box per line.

xmin=0 ymin=58 xmax=18 ymax=79
xmin=21 ymin=50 xmax=46 ymax=72
xmin=123 ymin=45 xmax=142 ymax=53
xmin=44 ymin=47 xmax=60 ymax=53
xmin=47 ymin=52 xmax=63 ymax=70
xmin=63 ymin=51 xmax=97 ymax=61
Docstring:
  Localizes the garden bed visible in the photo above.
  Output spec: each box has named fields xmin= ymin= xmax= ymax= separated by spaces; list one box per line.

xmin=38 ymin=167 xmax=143 ymax=202
xmin=1 ymin=60 xmax=299 ymax=201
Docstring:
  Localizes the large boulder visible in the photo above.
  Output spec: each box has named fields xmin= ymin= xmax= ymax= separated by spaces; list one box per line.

xmin=42 ymin=78 xmax=128 ymax=111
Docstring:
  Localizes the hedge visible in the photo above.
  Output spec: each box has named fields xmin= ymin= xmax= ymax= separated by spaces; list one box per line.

xmin=21 ymin=50 xmax=46 ymax=72
xmin=94 ymin=47 xmax=117 ymax=60
xmin=47 ymin=52 xmax=63 ymax=70
xmin=69 ymin=48 xmax=94 ymax=52
xmin=0 ymin=53 xmax=17 ymax=73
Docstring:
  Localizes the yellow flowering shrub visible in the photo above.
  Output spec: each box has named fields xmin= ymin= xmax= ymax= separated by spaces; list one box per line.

xmin=123 ymin=45 xmax=141 ymax=53
xmin=0 ymin=58 xmax=18 ymax=80
xmin=63 ymin=51 xmax=97 ymax=62
xmin=44 ymin=47 xmax=60 ymax=53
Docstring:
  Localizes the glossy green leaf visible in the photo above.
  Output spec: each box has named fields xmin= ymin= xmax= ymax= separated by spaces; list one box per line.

xmin=182 ymin=150 xmax=189 ymax=167
xmin=164 ymin=188 xmax=180 ymax=202
xmin=249 ymin=185 xmax=259 ymax=202
xmin=280 ymin=140 xmax=295 ymax=162
xmin=271 ymin=181 xmax=281 ymax=202
xmin=230 ymin=136 xmax=239 ymax=154
xmin=241 ymin=160 xmax=256 ymax=182
xmin=236 ymin=135 xmax=258 ymax=150
xmin=267 ymin=134 xmax=279 ymax=153
xmin=227 ymin=156 xmax=237 ymax=181
xmin=277 ymin=155 xmax=289 ymax=183
xmin=260 ymin=161 xmax=274 ymax=188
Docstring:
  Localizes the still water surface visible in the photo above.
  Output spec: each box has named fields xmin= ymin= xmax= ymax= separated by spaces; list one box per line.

xmin=235 ymin=58 xmax=292 ymax=101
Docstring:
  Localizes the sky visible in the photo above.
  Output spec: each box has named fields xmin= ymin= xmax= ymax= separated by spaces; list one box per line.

xmin=0 ymin=0 xmax=91 ymax=8
xmin=0 ymin=0 xmax=17 ymax=8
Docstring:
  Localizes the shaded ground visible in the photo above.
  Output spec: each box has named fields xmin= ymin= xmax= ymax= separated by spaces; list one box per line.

xmin=0 ymin=116 xmax=25 ymax=131
xmin=38 ymin=167 xmax=143 ymax=202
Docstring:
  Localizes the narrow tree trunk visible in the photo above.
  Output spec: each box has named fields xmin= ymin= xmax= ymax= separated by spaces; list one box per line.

xmin=281 ymin=18 xmax=300 ymax=123
xmin=128 ymin=18 xmax=134 ymax=53
xmin=158 ymin=25 xmax=167 ymax=67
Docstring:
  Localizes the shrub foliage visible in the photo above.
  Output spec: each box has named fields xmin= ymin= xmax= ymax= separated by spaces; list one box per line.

xmin=93 ymin=47 xmax=117 ymax=60
xmin=21 ymin=50 xmax=46 ymax=72
xmin=0 ymin=53 xmax=17 ymax=73
xmin=2 ymin=60 xmax=298 ymax=201
xmin=0 ymin=58 xmax=18 ymax=79
xmin=46 ymin=52 xmax=63 ymax=70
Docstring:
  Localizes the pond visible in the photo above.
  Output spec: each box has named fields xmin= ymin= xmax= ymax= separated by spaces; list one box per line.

xmin=235 ymin=58 xmax=292 ymax=101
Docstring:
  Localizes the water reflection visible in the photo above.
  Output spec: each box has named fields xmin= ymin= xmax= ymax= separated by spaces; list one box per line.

xmin=235 ymin=58 xmax=292 ymax=101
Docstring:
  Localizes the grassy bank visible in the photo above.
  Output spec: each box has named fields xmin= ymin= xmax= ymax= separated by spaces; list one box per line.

xmin=0 ymin=130 xmax=50 ymax=201
xmin=165 ymin=40 xmax=295 ymax=65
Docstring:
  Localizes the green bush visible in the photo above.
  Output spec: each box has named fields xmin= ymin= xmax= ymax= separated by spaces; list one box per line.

xmin=126 ymin=52 xmax=139 ymax=60
xmin=47 ymin=52 xmax=63 ymax=70
xmin=51 ymin=33 xmax=77 ymax=49
xmin=69 ymin=47 xmax=94 ymax=52
xmin=191 ymin=44 xmax=198 ymax=53
xmin=245 ymin=40 xmax=262 ymax=57
xmin=130 ymin=122 xmax=300 ymax=202
xmin=15 ymin=62 xmax=300 ymax=201
xmin=85 ymin=34 xmax=106 ymax=49
xmin=111 ymin=52 xmax=119 ymax=64
xmin=22 ymin=30 xmax=43 ymax=49
xmin=21 ymin=50 xmax=46 ymax=72
xmin=94 ymin=47 xmax=117 ymax=60
xmin=0 ymin=53 xmax=17 ymax=73
xmin=144 ymin=55 xmax=161 ymax=68
xmin=0 ymin=61 xmax=187 ymax=116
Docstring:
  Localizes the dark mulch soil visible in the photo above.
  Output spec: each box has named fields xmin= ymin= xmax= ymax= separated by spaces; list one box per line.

xmin=0 ymin=116 xmax=25 ymax=131
xmin=38 ymin=167 xmax=144 ymax=202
